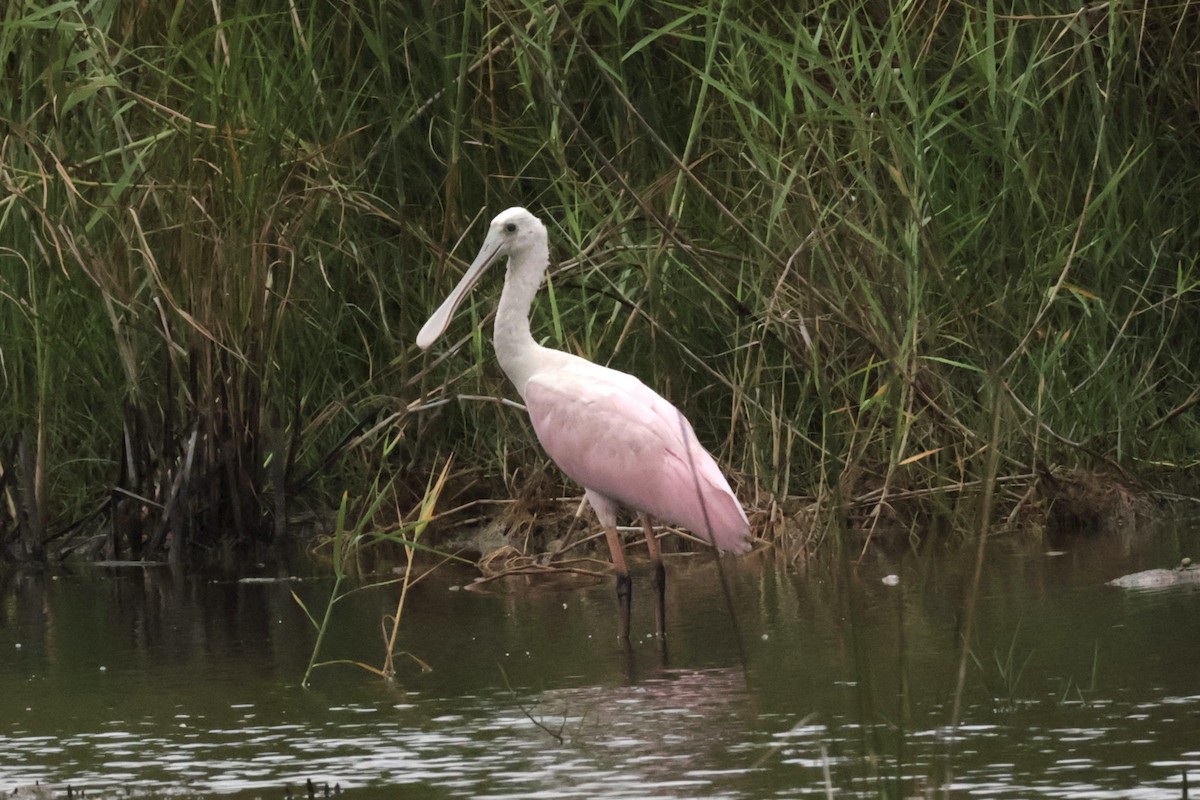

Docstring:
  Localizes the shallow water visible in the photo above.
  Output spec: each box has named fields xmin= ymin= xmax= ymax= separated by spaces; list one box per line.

xmin=2 ymin=519 xmax=1199 ymax=798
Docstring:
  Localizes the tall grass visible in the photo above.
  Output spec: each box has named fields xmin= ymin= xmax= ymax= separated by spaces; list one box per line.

xmin=295 ymin=456 xmax=454 ymax=687
xmin=1 ymin=1 xmax=1198 ymax=562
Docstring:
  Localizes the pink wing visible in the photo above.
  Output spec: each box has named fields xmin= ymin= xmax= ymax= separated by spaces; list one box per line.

xmin=523 ymin=361 xmax=751 ymax=554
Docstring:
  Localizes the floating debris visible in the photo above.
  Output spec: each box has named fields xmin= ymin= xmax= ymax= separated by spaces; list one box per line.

xmin=1107 ymin=560 xmax=1200 ymax=590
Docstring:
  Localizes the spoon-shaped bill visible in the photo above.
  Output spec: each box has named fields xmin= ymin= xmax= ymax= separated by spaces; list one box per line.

xmin=416 ymin=233 xmax=504 ymax=349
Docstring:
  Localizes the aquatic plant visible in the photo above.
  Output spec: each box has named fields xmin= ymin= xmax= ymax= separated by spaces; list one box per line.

xmin=1 ymin=2 xmax=1198 ymax=562
xmin=295 ymin=457 xmax=458 ymax=687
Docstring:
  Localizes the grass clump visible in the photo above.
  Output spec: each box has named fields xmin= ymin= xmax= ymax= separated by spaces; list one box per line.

xmin=1 ymin=1 xmax=1197 ymax=563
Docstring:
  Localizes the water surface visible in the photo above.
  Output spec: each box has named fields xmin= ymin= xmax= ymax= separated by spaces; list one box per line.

xmin=2 ymin=519 xmax=1198 ymax=798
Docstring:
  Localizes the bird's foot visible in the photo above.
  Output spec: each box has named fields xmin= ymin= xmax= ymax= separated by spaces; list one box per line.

xmin=615 ymin=571 xmax=632 ymax=642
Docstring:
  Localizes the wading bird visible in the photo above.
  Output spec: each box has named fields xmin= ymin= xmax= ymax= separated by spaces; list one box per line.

xmin=417 ymin=208 xmax=752 ymax=639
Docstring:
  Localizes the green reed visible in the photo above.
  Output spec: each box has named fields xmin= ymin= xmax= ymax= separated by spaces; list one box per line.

xmin=1 ymin=1 xmax=1197 ymax=561
xmin=295 ymin=456 xmax=457 ymax=687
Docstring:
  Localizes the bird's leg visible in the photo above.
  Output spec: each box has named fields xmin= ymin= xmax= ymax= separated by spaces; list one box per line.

xmin=640 ymin=514 xmax=666 ymax=639
xmin=604 ymin=526 xmax=632 ymax=642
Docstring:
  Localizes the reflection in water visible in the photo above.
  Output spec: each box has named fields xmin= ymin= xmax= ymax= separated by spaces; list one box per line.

xmin=1 ymin=518 xmax=1199 ymax=798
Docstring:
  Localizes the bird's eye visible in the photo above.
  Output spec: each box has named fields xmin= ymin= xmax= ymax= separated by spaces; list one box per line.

xmin=505 ymin=222 xmax=517 ymax=233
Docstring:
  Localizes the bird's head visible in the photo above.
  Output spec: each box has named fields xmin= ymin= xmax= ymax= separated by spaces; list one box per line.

xmin=488 ymin=207 xmax=547 ymax=263
xmin=416 ymin=207 xmax=548 ymax=349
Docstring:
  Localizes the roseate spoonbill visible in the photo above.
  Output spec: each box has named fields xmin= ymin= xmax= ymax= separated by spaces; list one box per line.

xmin=417 ymin=207 xmax=751 ymax=638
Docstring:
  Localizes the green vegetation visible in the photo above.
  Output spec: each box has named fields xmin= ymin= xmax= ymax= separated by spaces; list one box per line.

xmin=2 ymin=1 xmax=1198 ymax=562
xmin=295 ymin=457 xmax=454 ymax=687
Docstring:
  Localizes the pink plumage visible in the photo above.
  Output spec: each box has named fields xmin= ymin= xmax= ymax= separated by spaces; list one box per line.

xmin=525 ymin=360 xmax=750 ymax=554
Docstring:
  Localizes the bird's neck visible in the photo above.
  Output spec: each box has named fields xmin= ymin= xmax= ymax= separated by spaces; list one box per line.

xmin=493 ymin=244 xmax=550 ymax=398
